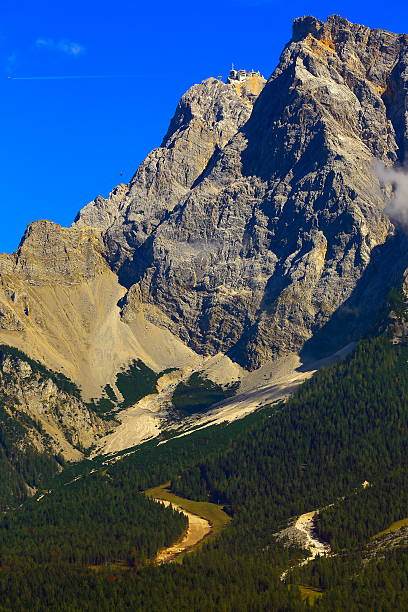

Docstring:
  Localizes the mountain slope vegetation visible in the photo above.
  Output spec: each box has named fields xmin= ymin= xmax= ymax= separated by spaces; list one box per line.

xmin=1 ymin=335 xmax=408 ymax=609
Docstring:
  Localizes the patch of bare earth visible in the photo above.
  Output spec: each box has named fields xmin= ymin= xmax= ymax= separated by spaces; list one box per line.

xmin=275 ymin=510 xmax=331 ymax=581
xmin=154 ymin=500 xmax=211 ymax=563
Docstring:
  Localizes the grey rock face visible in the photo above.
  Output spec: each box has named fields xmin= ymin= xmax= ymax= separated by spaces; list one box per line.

xmin=75 ymin=15 xmax=408 ymax=368
xmin=75 ymin=78 xmax=258 ymax=278
xmin=0 ymin=352 xmax=108 ymax=461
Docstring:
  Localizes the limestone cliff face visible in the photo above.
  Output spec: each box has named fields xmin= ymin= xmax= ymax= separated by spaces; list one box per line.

xmin=0 ymin=221 xmax=119 ymax=397
xmin=74 ymin=15 xmax=408 ymax=367
xmin=2 ymin=15 xmax=408 ymax=481
xmin=12 ymin=220 xmax=107 ymax=284
xmin=74 ymin=77 xmax=264 ymax=280
xmin=0 ymin=220 xmax=202 ymax=400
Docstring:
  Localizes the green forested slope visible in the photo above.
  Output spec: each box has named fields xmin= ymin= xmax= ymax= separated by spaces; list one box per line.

xmin=0 ymin=473 xmax=187 ymax=566
xmin=285 ymin=548 xmax=408 ymax=610
xmin=0 ymin=409 xmax=302 ymax=611
xmin=316 ymin=467 xmax=408 ymax=550
xmin=174 ymin=336 xmax=408 ymax=524
xmin=0 ymin=403 xmax=58 ymax=508
xmin=0 ymin=411 xmax=270 ymax=567
xmin=1 ymin=336 xmax=408 ymax=610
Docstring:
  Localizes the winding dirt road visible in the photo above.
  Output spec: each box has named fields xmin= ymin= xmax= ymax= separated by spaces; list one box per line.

xmin=154 ymin=499 xmax=212 ymax=563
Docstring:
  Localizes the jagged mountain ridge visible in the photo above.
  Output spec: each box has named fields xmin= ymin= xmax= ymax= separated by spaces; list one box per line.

xmin=75 ymin=77 xmax=261 ymax=268
xmin=75 ymin=14 xmax=408 ymax=368
xmin=1 ymin=14 xmax=408 ymax=467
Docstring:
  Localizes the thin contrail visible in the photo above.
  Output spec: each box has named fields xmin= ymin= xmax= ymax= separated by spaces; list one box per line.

xmin=7 ymin=74 xmax=136 ymax=80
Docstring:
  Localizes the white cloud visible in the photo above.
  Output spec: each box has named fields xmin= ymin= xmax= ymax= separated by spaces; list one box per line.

xmin=374 ymin=160 xmax=408 ymax=229
xmin=57 ymin=40 xmax=84 ymax=56
xmin=35 ymin=38 xmax=85 ymax=56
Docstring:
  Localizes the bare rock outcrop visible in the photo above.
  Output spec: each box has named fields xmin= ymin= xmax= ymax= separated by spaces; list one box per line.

xmin=75 ymin=15 xmax=408 ymax=368
xmin=0 ymin=220 xmax=201 ymax=400
xmin=74 ymin=77 xmax=262 ymax=279
xmin=0 ymin=350 xmax=108 ymax=462
xmin=8 ymin=220 xmax=106 ymax=285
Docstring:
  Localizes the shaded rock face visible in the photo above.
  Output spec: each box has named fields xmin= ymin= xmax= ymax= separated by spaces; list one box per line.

xmin=75 ymin=15 xmax=408 ymax=368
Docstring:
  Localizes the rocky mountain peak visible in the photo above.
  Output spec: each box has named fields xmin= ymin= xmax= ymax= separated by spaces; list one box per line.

xmin=42 ymin=17 xmax=408 ymax=369
xmin=69 ymin=15 xmax=408 ymax=369
xmin=74 ymin=76 xmax=262 ymax=272
xmin=292 ymin=14 xmax=402 ymax=82
xmin=289 ymin=14 xmax=408 ymax=162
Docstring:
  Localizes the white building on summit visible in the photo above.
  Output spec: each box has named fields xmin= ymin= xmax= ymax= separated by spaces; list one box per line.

xmin=227 ymin=67 xmax=263 ymax=83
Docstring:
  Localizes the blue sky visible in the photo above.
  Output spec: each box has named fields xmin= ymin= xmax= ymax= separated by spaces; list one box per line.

xmin=1 ymin=0 xmax=407 ymax=253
